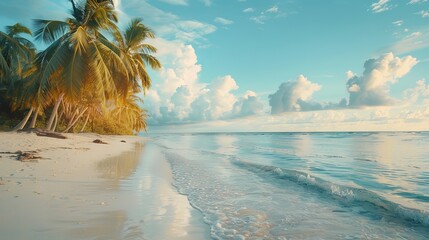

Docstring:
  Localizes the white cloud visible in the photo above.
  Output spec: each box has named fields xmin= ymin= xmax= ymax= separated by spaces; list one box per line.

xmin=113 ymin=0 xmax=121 ymax=7
xmin=419 ymin=10 xmax=429 ymax=18
xmin=232 ymin=91 xmax=264 ymax=117
xmin=243 ymin=8 xmax=254 ymax=13
xmin=214 ymin=17 xmax=233 ymax=25
xmin=370 ymin=0 xmax=391 ymax=13
xmin=249 ymin=5 xmax=284 ymax=24
xmin=266 ymin=6 xmax=279 ymax=13
xmin=117 ymin=0 xmax=216 ymax=46
xmin=189 ymin=76 xmax=239 ymax=120
xmin=158 ymin=0 xmax=188 ymax=6
xmin=403 ymin=79 xmax=429 ymax=104
xmin=409 ymin=0 xmax=428 ymax=4
xmin=387 ymin=30 xmax=429 ymax=54
xmin=346 ymin=53 xmax=418 ymax=107
xmin=268 ymin=75 xmax=347 ymax=114
xmin=251 ymin=15 xmax=266 ymax=24
xmin=157 ymin=20 xmax=217 ymax=45
xmin=269 ymin=75 xmax=322 ymax=113
xmin=145 ymin=39 xmax=263 ymax=124
xmin=392 ymin=20 xmax=403 ymax=26
xmin=150 ymin=106 xmax=429 ymax=133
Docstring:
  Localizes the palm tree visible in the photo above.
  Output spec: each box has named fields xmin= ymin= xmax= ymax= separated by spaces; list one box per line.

xmin=0 ymin=23 xmax=34 ymax=91
xmin=34 ymin=0 xmax=127 ymax=130
xmin=0 ymin=23 xmax=36 ymax=130
xmin=113 ymin=18 xmax=161 ymax=96
xmin=111 ymin=94 xmax=148 ymax=132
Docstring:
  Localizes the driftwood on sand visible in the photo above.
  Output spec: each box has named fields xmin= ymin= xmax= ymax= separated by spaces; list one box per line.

xmin=93 ymin=139 xmax=107 ymax=144
xmin=17 ymin=128 xmax=67 ymax=139
xmin=16 ymin=150 xmax=42 ymax=162
xmin=0 ymin=150 xmax=42 ymax=162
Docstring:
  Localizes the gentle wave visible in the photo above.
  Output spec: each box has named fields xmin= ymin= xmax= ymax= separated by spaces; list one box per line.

xmin=233 ymin=160 xmax=429 ymax=227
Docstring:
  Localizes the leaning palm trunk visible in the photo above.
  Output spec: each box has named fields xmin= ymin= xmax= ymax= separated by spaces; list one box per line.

xmin=51 ymin=113 xmax=58 ymax=132
xmin=28 ymin=106 xmax=39 ymax=129
xmin=66 ymin=109 xmax=79 ymax=129
xmin=46 ymin=93 xmax=64 ymax=131
xmin=62 ymin=107 xmax=88 ymax=133
xmin=12 ymin=107 xmax=34 ymax=131
xmin=80 ymin=112 xmax=90 ymax=133
xmin=52 ymin=109 xmax=64 ymax=132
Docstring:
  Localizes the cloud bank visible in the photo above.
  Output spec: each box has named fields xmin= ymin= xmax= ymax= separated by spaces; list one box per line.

xmin=145 ymin=39 xmax=263 ymax=125
xmin=268 ymin=53 xmax=419 ymax=114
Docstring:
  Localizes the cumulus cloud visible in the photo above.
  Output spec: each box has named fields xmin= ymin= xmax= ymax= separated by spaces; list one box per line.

xmin=268 ymin=75 xmax=347 ymax=114
xmin=346 ymin=53 xmax=418 ymax=107
xmin=243 ymin=8 xmax=254 ymax=13
xmin=232 ymin=91 xmax=264 ymax=117
xmin=370 ymin=0 xmax=391 ymax=13
xmin=189 ymin=76 xmax=239 ymax=120
xmin=269 ymin=75 xmax=322 ymax=113
xmin=145 ymin=39 xmax=263 ymax=124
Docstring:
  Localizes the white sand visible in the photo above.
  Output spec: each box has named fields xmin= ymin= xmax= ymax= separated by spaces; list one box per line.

xmin=0 ymin=132 xmax=210 ymax=240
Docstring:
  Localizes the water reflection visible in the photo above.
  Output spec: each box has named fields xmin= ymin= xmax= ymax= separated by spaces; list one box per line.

xmin=70 ymin=210 xmax=144 ymax=240
xmin=130 ymin=143 xmax=210 ymax=239
xmin=97 ymin=143 xmax=144 ymax=183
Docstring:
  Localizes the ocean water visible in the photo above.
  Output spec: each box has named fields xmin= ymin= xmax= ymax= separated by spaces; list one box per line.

xmin=150 ymin=132 xmax=429 ymax=239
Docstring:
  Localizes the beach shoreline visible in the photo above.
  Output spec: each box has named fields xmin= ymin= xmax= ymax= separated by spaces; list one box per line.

xmin=0 ymin=131 xmax=210 ymax=240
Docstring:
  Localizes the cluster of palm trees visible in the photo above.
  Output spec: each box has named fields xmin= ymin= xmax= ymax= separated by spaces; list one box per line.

xmin=0 ymin=0 xmax=160 ymax=134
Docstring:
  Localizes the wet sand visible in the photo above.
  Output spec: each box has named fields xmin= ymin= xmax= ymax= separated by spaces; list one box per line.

xmin=0 ymin=132 xmax=210 ymax=239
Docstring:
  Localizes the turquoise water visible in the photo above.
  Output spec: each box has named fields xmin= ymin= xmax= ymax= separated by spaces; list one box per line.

xmin=151 ymin=132 xmax=429 ymax=239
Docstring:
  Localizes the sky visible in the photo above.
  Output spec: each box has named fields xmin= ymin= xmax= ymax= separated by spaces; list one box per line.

xmin=0 ymin=0 xmax=428 ymax=132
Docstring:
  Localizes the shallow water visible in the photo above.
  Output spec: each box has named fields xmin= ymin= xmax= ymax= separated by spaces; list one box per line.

xmin=151 ymin=132 xmax=429 ymax=239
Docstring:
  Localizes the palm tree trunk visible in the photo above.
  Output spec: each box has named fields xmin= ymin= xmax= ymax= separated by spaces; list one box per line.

xmin=46 ymin=93 xmax=64 ymax=131
xmin=29 ymin=106 xmax=39 ymax=129
xmin=63 ymin=107 xmax=88 ymax=133
xmin=52 ymin=110 xmax=64 ymax=132
xmin=80 ymin=112 xmax=90 ymax=133
xmin=66 ymin=109 xmax=78 ymax=129
xmin=51 ymin=113 xmax=58 ymax=132
xmin=12 ymin=107 xmax=34 ymax=131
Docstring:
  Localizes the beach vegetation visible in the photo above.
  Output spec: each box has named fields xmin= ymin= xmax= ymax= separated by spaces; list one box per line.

xmin=0 ymin=0 xmax=160 ymax=134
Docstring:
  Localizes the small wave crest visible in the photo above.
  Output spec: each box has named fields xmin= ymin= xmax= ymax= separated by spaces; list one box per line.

xmin=233 ymin=160 xmax=429 ymax=227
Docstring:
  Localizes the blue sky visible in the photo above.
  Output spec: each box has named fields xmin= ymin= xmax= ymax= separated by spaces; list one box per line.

xmin=1 ymin=0 xmax=428 ymax=132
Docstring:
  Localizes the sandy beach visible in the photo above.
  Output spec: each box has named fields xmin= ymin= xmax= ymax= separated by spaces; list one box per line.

xmin=0 ymin=131 xmax=210 ymax=240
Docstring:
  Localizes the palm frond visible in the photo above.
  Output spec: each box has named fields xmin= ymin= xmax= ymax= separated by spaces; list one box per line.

xmin=33 ymin=19 xmax=69 ymax=44
xmin=140 ymin=53 xmax=161 ymax=70
xmin=6 ymin=23 xmax=32 ymax=36
xmin=125 ymin=19 xmax=155 ymax=48
xmin=134 ymin=43 xmax=157 ymax=54
xmin=38 ymin=36 xmax=71 ymax=95
xmin=62 ymin=27 xmax=89 ymax=99
xmin=0 ymin=54 xmax=9 ymax=80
